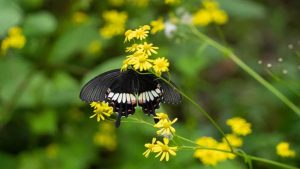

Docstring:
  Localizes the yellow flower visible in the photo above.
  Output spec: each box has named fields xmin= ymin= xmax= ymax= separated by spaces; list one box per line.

xmin=126 ymin=44 xmax=140 ymax=53
xmin=202 ymin=0 xmax=219 ymax=10
xmin=134 ymin=25 xmax=150 ymax=41
xmin=94 ymin=122 xmax=117 ymax=151
xmin=194 ymin=136 xmax=236 ymax=166
xmin=93 ymin=132 xmax=117 ymax=150
xmin=87 ymin=40 xmax=102 ymax=55
xmin=226 ymin=117 xmax=252 ymax=136
xmin=90 ymin=102 xmax=113 ymax=121
xmin=192 ymin=0 xmax=228 ymax=26
xmin=154 ymin=112 xmax=169 ymax=121
xmin=124 ymin=25 xmax=150 ymax=42
xmin=143 ymin=138 xmax=157 ymax=158
xmin=46 ymin=143 xmax=58 ymax=159
xmin=151 ymin=18 xmax=165 ymax=34
xmin=164 ymin=0 xmax=178 ymax=5
xmin=276 ymin=142 xmax=296 ymax=158
xmin=139 ymin=42 xmax=159 ymax=56
xmin=192 ymin=9 xmax=212 ymax=26
xmin=222 ymin=134 xmax=243 ymax=148
xmin=153 ymin=138 xmax=177 ymax=161
xmin=211 ymin=9 xmax=228 ymax=25
xmin=1 ymin=26 xmax=26 ymax=54
xmin=100 ymin=10 xmax=127 ymax=38
xmin=217 ymin=142 xmax=236 ymax=160
xmin=124 ymin=29 xmax=136 ymax=42
xmin=72 ymin=11 xmax=88 ymax=24
xmin=153 ymin=57 xmax=169 ymax=76
xmin=129 ymin=52 xmax=153 ymax=71
xmin=154 ymin=117 xmax=177 ymax=138
xmin=194 ymin=137 xmax=221 ymax=166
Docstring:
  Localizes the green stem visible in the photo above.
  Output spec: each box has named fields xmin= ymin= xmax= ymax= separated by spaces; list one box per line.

xmin=189 ymin=25 xmax=300 ymax=116
xmin=236 ymin=153 xmax=299 ymax=169
xmin=158 ymin=76 xmax=233 ymax=152
xmin=124 ymin=116 xmax=298 ymax=169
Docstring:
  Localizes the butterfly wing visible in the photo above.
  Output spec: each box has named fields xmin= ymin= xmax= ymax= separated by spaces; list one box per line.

xmin=156 ymin=78 xmax=182 ymax=104
xmin=79 ymin=69 xmax=121 ymax=102
xmin=137 ymin=73 xmax=163 ymax=116
xmin=105 ymin=70 xmax=139 ymax=127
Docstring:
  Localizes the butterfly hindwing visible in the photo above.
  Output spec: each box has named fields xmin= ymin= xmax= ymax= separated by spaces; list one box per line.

xmin=104 ymin=70 xmax=139 ymax=127
xmin=156 ymin=78 xmax=182 ymax=104
xmin=137 ymin=73 xmax=163 ymax=116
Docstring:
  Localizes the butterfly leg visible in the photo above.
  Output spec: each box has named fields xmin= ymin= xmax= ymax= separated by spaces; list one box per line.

xmin=152 ymin=112 xmax=159 ymax=123
xmin=115 ymin=107 xmax=123 ymax=128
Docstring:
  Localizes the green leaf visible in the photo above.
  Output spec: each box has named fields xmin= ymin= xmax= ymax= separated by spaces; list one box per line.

xmin=28 ymin=109 xmax=57 ymax=135
xmin=18 ymin=151 xmax=43 ymax=169
xmin=43 ymin=72 xmax=81 ymax=106
xmin=0 ymin=153 xmax=17 ymax=169
xmin=0 ymin=57 xmax=32 ymax=104
xmin=23 ymin=11 xmax=57 ymax=36
xmin=0 ymin=1 xmax=23 ymax=35
xmin=219 ymin=0 xmax=266 ymax=19
xmin=49 ymin=25 xmax=99 ymax=63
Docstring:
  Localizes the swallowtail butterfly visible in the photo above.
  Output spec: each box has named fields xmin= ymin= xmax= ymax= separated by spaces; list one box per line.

xmin=80 ymin=69 xmax=181 ymax=127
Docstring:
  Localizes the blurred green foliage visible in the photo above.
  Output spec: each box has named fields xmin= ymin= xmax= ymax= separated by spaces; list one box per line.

xmin=0 ymin=0 xmax=300 ymax=168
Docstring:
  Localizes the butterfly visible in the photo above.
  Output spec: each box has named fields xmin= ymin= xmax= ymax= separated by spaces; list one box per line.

xmin=80 ymin=69 xmax=181 ymax=127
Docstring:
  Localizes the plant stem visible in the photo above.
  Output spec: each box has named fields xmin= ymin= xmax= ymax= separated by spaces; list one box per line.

xmin=189 ymin=25 xmax=300 ymax=116
xmin=159 ymin=76 xmax=234 ymax=152
xmin=236 ymin=153 xmax=300 ymax=169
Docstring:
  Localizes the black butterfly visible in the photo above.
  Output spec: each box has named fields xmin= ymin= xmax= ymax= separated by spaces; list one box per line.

xmin=80 ymin=69 xmax=181 ymax=127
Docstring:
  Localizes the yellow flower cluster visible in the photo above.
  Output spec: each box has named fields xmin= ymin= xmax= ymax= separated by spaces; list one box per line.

xmin=90 ymin=102 xmax=113 ymax=121
xmin=108 ymin=0 xmax=149 ymax=7
xmin=143 ymin=137 xmax=178 ymax=161
xmin=123 ymin=25 xmax=169 ymax=76
xmin=276 ymin=142 xmax=296 ymax=158
xmin=226 ymin=117 xmax=252 ymax=136
xmin=150 ymin=18 xmax=165 ymax=34
xmin=100 ymin=10 xmax=128 ymax=38
xmin=194 ymin=136 xmax=236 ymax=166
xmin=1 ymin=26 xmax=26 ymax=55
xmin=194 ymin=117 xmax=251 ymax=166
xmin=87 ymin=40 xmax=102 ymax=55
xmin=192 ymin=0 xmax=228 ymax=26
xmin=164 ymin=0 xmax=178 ymax=5
xmin=72 ymin=11 xmax=88 ymax=24
xmin=94 ymin=122 xmax=117 ymax=151
xmin=154 ymin=113 xmax=178 ymax=139
xmin=45 ymin=143 xmax=59 ymax=159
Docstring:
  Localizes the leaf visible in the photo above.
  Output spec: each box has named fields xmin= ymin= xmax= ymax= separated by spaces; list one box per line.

xmin=28 ymin=109 xmax=57 ymax=135
xmin=49 ymin=25 xmax=99 ymax=63
xmin=0 ymin=153 xmax=17 ymax=169
xmin=43 ymin=72 xmax=81 ymax=106
xmin=23 ymin=11 xmax=57 ymax=36
xmin=0 ymin=57 xmax=32 ymax=104
xmin=219 ymin=0 xmax=266 ymax=19
xmin=0 ymin=1 xmax=23 ymax=35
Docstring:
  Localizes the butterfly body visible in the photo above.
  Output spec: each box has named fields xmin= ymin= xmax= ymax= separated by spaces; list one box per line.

xmin=80 ymin=69 xmax=181 ymax=127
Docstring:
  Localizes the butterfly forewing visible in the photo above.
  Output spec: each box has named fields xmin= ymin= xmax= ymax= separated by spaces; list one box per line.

xmin=79 ymin=69 xmax=121 ymax=102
